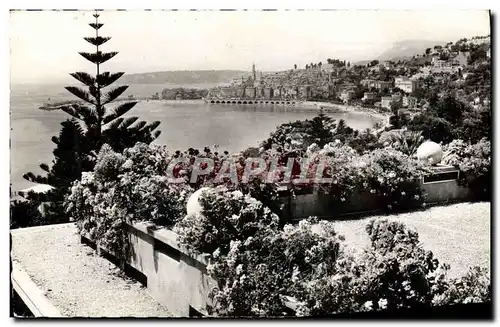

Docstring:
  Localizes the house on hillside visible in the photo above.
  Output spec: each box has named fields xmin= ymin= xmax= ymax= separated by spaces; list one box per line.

xmin=362 ymin=92 xmax=376 ymax=101
xmin=403 ymin=95 xmax=418 ymax=108
xmin=340 ymin=89 xmax=355 ymax=103
xmin=381 ymin=96 xmax=393 ymax=109
xmin=451 ymin=51 xmax=471 ymax=67
xmin=361 ymin=79 xmax=392 ymax=91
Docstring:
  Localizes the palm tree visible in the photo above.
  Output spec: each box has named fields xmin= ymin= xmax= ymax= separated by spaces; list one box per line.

xmin=389 ymin=130 xmax=424 ymax=156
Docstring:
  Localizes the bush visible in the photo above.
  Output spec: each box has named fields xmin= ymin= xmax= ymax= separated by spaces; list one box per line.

xmin=179 ymin=216 xmax=491 ymax=317
xmin=442 ymin=138 xmax=491 ymax=198
xmin=205 ymin=218 xmax=345 ymax=316
xmin=315 ymin=144 xmax=431 ymax=211
xmin=292 ymin=219 xmax=491 ymax=316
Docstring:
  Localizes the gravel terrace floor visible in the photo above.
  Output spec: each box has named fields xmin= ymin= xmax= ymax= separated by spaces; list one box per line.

xmin=331 ymin=202 xmax=491 ymax=279
xmin=11 ymin=223 xmax=171 ymax=317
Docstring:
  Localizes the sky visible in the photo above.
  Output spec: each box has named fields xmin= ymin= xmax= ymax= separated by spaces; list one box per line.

xmin=10 ymin=9 xmax=490 ymax=84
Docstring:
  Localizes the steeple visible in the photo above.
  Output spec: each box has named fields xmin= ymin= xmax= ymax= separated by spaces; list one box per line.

xmin=252 ymin=63 xmax=256 ymax=82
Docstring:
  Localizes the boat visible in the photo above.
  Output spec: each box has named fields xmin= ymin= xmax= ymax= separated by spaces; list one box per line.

xmin=39 ymin=100 xmax=83 ymax=111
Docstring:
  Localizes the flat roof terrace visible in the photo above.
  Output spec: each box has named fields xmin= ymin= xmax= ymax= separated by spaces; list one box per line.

xmin=11 ymin=223 xmax=171 ymax=318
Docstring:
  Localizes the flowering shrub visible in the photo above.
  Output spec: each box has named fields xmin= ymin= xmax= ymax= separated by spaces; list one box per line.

xmin=432 ymin=266 xmax=491 ymax=306
xmin=174 ymin=186 xmax=280 ymax=256
xmin=65 ymin=143 xmax=193 ymax=257
xmin=442 ymin=138 xmax=490 ymax=176
xmin=314 ymin=144 xmax=431 ymax=211
xmin=186 ymin=216 xmax=491 ymax=317
xmin=204 ymin=218 xmax=346 ymax=316
xmin=442 ymin=138 xmax=490 ymax=198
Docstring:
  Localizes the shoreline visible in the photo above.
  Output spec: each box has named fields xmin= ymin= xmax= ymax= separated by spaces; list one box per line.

xmin=128 ymin=99 xmax=390 ymax=121
xmin=310 ymin=101 xmax=389 ymax=121
xmin=39 ymin=98 xmax=389 ymax=122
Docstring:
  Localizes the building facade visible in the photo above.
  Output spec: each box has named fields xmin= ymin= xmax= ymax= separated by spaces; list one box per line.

xmin=381 ymin=96 xmax=393 ymax=109
xmin=395 ymin=76 xmax=420 ymax=94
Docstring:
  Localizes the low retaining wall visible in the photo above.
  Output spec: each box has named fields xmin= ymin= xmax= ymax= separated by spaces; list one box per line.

xmin=82 ymin=223 xmax=215 ymax=317
xmin=280 ymin=165 xmax=474 ymax=221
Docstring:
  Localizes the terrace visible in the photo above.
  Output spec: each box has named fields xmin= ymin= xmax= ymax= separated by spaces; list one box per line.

xmin=11 ymin=201 xmax=490 ymax=317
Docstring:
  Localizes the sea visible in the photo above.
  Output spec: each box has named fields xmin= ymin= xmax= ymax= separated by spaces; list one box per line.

xmin=10 ymin=83 xmax=382 ymax=191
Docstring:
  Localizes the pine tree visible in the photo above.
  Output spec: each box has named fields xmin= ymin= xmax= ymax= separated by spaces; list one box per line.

xmin=307 ymin=110 xmax=335 ymax=147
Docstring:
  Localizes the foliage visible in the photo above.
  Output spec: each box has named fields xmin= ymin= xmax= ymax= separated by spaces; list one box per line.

xmin=407 ymin=114 xmax=455 ymax=144
xmin=293 ymin=219 xmax=490 ymax=316
xmin=205 ymin=218 xmax=345 ymax=316
xmin=260 ymin=112 xmax=337 ymax=152
xmin=174 ymin=187 xmax=280 ymax=256
xmin=432 ymin=267 xmax=491 ymax=306
xmin=10 ymin=199 xmax=45 ymax=229
xmin=314 ymin=144 xmax=431 ymax=212
xmin=65 ymin=143 xmax=192 ymax=257
xmin=176 ymin=212 xmax=491 ymax=317
xmin=11 ymin=119 xmax=89 ymax=227
xmin=442 ymin=138 xmax=490 ymax=198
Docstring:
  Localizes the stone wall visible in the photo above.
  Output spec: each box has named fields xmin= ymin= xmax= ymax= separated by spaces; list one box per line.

xmin=82 ymin=223 xmax=215 ymax=317
xmin=280 ymin=165 xmax=474 ymax=221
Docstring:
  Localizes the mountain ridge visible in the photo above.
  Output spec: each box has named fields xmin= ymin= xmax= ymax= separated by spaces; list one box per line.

xmin=374 ymin=39 xmax=446 ymax=61
xmin=119 ymin=70 xmax=251 ymax=85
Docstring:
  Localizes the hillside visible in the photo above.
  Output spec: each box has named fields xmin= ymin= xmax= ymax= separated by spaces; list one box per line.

xmin=375 ymin=39 xmax=445 ymax=61
xmin=119 ymin=70 xmax=250 ymax=85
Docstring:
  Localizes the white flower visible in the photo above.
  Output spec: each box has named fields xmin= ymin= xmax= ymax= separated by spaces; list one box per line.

xmin=291 ymin=266 xmax=300 ymax=282
xmin=243 ymin=236 xmax=254 ymax=246
xmin=236 ymin=264 xmax=243 ymax=275
xmin=370 ymin=189 xmax=376 ymax=194
xmin=231 ymin=190 xmax=244 ymax=199
xmin=388 ymin=171 xmax=396 ymax=178
xmin=81 ymin=172 xmax=95 ymax=185
xmin=363 ymin=301 xmax=373 ymax=311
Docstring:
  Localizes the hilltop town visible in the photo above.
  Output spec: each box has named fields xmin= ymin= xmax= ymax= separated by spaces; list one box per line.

xmin=207 ymin=35 xmax=491 ymax=114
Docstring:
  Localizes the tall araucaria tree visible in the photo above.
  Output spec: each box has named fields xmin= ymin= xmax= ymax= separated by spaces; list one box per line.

xmin=16 ymin=11 xmax=161 ymax=227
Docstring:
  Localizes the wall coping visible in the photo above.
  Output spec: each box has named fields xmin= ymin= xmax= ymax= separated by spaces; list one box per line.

xmin=11 ymin=261 xmax=64 ymax=317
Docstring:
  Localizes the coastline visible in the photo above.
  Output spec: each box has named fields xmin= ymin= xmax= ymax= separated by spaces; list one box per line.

xmin=296 ymin=101 xmax=390 ymax=122
xmin=39 ymin=97 xmax=389 ymax=122
xmin=112 ymin=98 xmax=390 ymax=122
